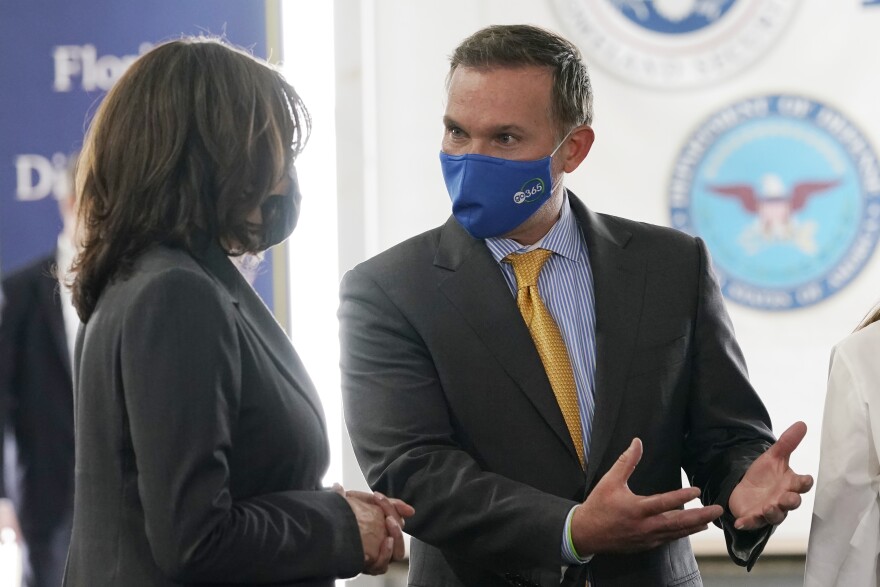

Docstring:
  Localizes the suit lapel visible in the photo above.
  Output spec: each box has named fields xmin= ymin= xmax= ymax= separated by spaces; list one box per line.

xmin=434 ymin=216 xmax=581 ymax=467
xmin=568 ymin=197 xmax=647 ymax=489
xmin=193 ymin=242 xmax=328 ymax=435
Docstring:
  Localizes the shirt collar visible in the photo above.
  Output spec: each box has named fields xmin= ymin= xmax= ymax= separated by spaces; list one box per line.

xmin=485 ymin=192 xmax=582 ymax=263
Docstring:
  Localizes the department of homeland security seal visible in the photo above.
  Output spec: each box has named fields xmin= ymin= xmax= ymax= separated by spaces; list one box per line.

xmin=551 ymin=0 xmax=798 ymax=88
xmin=669 ymin=95 xmax=880 ymax=310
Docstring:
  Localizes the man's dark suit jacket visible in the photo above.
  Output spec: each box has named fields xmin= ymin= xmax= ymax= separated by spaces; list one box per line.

xmin=0 ymin=254 xmax=74 ymax=544
xmin=62 ymin=242 xmax=363 ymax=586
xmin=339 ymin=193 xmax=775 ymax=586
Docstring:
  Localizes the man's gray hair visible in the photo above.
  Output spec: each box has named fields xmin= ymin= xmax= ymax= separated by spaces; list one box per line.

xmin=449 ymin=24 xmax=594 ymax=134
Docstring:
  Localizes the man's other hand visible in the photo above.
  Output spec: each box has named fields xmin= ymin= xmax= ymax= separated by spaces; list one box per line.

xmin=728 ymin=421 xmax=814 ymax=531
xmin=571 ymin=438 xmax=723 ymax=555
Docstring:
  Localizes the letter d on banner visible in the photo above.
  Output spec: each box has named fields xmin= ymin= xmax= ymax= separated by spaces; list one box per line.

xmin=15 ymin=153 xmax=70 ymax=201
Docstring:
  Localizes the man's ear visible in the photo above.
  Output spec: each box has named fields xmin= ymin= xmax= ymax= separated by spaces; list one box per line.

xmin=561 ymin=124 xmax=595 ymax=173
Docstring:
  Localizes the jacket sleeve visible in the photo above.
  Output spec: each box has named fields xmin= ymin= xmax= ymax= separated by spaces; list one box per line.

xmin=682 ymin=238 xmax=775 ymax=569
xmin=118 ymin=268 xmax=362 ymax=582
xmin=805 ymin=341 xmax=880 ymax=586
xmin=339 ymin=266 xmax=577 ymax=573
xmin=0 ymin=277 xmax=27 ymax=501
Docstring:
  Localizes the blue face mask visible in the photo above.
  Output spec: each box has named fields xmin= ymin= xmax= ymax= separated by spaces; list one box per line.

xmin=439 ymin=139 xmax=567 ymax=239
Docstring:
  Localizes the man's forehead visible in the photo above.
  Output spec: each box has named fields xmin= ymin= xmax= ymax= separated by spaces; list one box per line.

xmin=444 ymin=65 xmax=554 ymax=124
xmin=446 ymin=66 xmax=553 ymax=105
xmin=448 ymin=64 xmax=554 ymax=86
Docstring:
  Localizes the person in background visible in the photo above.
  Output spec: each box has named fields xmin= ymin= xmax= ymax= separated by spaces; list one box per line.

xmin=339 ymin=24 xmax=812 ymax=586
xmin=0 ymin=154 xmax=78 ymax=587
xmin=62 ymin=37 xmax=412 ymax=586
xmin=804 ymin=303 xmax=880 ymax=586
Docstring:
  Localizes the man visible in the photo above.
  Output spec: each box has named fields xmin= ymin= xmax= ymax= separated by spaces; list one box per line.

xmin=0 ymin=163 xmax=78 ymax=587
xmin=339 ymin=25 xmax=812 ymax=586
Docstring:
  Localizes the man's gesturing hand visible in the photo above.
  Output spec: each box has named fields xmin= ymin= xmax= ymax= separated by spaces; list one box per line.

xmin=728 ymin=421 xmax=813 ymax=531
xmin=571 ymin=438 xmax=723 ymax=555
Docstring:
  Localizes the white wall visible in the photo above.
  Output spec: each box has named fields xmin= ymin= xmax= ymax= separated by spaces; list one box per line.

xmin=335 ymin=0 xmax=880 ymax=555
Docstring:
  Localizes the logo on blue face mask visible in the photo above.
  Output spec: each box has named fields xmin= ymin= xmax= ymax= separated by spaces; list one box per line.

xmin=514 ymin=178 xmax=546 ymax=204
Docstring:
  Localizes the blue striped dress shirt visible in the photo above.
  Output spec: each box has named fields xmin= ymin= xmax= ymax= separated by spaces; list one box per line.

xmin=485 ymin=195 xmax=596 ymax=566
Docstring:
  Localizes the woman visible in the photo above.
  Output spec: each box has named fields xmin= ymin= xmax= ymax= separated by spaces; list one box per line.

xmin=63 ymin=38 xmax=412 ymax=585
xmin=804 ymin=304 xmax=880 ymax=586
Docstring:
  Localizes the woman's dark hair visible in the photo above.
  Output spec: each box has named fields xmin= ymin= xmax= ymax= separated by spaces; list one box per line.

xmin=71 ymin=37 xmax=309 ymax=321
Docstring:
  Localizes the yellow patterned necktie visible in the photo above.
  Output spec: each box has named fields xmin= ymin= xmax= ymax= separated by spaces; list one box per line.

xmin=505 ymin=249 xmax=585 ymax=469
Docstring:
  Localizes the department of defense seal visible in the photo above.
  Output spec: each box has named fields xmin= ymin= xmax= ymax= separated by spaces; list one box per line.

xmin=551 ymin=0 xmax=798 ymax=88
xmin=669 ymin=95 xmax=880 ymax=310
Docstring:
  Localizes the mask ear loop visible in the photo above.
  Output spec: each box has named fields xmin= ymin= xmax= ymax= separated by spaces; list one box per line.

xmin=550 ymin=128 xmax=575 ymax=158
xmin=547 ymin=129 xmax=576 ymax=199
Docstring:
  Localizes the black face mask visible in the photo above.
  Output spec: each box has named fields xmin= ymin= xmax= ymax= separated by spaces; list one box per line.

xmin=258 ymin=166 xmax=302 ymax=250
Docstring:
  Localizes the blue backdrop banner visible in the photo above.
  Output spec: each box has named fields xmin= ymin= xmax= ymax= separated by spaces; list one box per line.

xmin=0 ymin=0 xmax=275 ymax=308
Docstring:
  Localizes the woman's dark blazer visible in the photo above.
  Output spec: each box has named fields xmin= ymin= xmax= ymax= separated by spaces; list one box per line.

xmin=62 ymin=241 xmax=362 ymax=586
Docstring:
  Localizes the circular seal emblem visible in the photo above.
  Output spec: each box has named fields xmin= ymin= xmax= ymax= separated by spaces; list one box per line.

xmin=669 ymin=95 xmax=880 ymax=310
xmin=514 ymin=178 xmax=546 ymax=204
xmin=551 ymin=0 xmax=798 ymax=88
